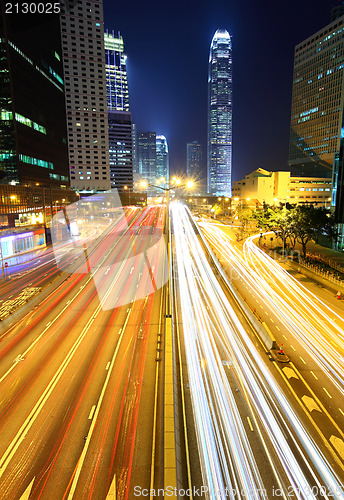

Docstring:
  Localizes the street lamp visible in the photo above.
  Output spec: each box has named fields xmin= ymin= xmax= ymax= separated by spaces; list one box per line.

xmin=123 ymin=185 xmax=131 ymax=205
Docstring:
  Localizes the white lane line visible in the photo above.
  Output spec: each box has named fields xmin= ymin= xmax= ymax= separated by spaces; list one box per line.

xmin=0 ymin=275 xmax=94 ymax=385
xmin=46 ymin=321 xmax=51 ymax=327
xmin=270 ymin=318 xmax=274 ymax=323
xmin=276 ymin=326 xmax=280 ymax=331
xmin=299 ymin=357 xmax=306 ymax=365
xmin=88 ymin=405 xmax=96 ymax=420
xmin=339 ymin=408 xmax=344 ymax=418
xmin=105 ymin=267 xmax=110 ymax=276
xmin=323 ymin=388 xmax=332 ymax=399
xmin=67 ymin=308 xmax=132 ymax=499
xmin=283 ymin=335 xmax=288 ymax=340
xmin=310 ymin=371 xmax=318 ymax=380
xmin=106 ymin=361 xmax=110 ymax=370
xmin=290 ymin=345 xmax=296 ymax=352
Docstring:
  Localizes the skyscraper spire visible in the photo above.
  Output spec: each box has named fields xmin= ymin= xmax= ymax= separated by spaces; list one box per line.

xmin=207 ymin=29 xmax=232 ymax=196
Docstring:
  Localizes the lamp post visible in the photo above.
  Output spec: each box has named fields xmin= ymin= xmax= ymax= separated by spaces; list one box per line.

xmin=274 ymin=197 xmax=289 ymax=256
xmin=123 ymin=185 xmax=131 ymax=205
xmin=140 ymin=178 xmax=193 ymax=318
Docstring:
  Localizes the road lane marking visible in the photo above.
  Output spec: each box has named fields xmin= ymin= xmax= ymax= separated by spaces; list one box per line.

xmin=46 ymin=321 xmax=51 ymax=327
xmin=310 ymin=371 xmax=318 ymax=380
xmin=282 ymin=367 xmax=298 ymax=379
xmin=299 ymin=357 xmax=306 ymax=364
xmin=323 ymin=387 xmax=332 ymax=399
xmin=247 ymin=417 xmax=254 ymax=431
xmin=283 ymin=335 xmax=288 ymax=340
xmin=276 ymin=326 xmax=280 ymax=331
xmin=290 ymin=345 xmax=296 ymax=351
xmin=0 ymin=275 xmax=94 ymax=385
xmin=330 ymin=436 xmax=344 ymax=460
xmin=106 ymin=362 xmax=110 ymax=370
xmin=274 ymin=361 xmax=344 ymax=472
xmin=302 ymin=396 xmax=321 ymax=413
xmin=19 ymin=477 xmax=35 ymax=500
xmin=106 ymin=474 xmax=116 ymax=500
xmin=0 ymin=301 xmax=102 ymax=480
xmin=67 ymin=307 xmax=132 ymax=499
xmin=88 ymin=405 xmax=96 ymax=420
xmin=270 ymin=318 xmax=274 ymax=323
xmin=339 ymin=408 xmax=344 ymax=418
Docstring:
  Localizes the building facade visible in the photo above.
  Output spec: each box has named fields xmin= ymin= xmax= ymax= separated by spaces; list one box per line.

xmin=105 ymin=30 xmax=129 ymax=112
xmin=207 ymin=29 xmax=232 ymax=197
xmin=104 ymin=30 xmax=133 ymax=192
xmin=108 ymin=110 xmax=133 ymax=191
xmin=156 ymin=135 xmax=169 ymax=186
xmin=187 ymin=141 xmax=203 ymax=183
xmin=60 ymin=0 xmax=110 ymax=192
xmin=288 ymin=11 xmax=344 ymax=178
xmin=137 ymin=131 xmax=157 ymax=196
xmin=0 ymin=1 xmax=69 ymax=188
xmin=232 ymin=168 xmax=332 ymax=209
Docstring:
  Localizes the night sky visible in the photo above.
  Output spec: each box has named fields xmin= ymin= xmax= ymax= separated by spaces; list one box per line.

xmin=103 ymin=0 xmax=335 ymax=181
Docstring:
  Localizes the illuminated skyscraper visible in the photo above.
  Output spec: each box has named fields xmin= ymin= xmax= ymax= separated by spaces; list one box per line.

xmin=105 ymin=30 xmax=129 ymax=112
xmin=207 ymin=29 xmax=232 ymax=196
xmin=137 ymin=131 xmax=157 ymax=196
xmin=288 ymin=12 xmax=344 ymax=178
xmin=156 ymin=135 xmax=169 ymax=185
xmin=105 ymin=30 xmax=133 ymax=191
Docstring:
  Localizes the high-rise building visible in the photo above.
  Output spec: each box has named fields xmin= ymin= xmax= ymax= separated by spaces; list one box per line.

xmin=187 ymin=141 xmax=203 ymax=183
xmin=156 ymin=135 xmax=169 ymax=186
xmin=207 ymin=29 xmax=232 ymax=197
xmin=0 ymin=3 xmax=69 ymax=188
xmin=288 ymin=11 xmax=344 ymax=178
xmin=60 ymin=0 xmax=110 ymax=192
xmin=108 ymin=111 xmax=133 ymax=190
xmin=105 ymin=30 xmax=129 ymax=112
xmin=137 ymin=131 xmax=157 ymax=196
xmin=105 ymin=30 xmax=133 ymax=191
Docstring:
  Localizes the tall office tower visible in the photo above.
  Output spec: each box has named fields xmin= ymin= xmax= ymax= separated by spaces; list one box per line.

xmin=105 ymin=30 xmax=133 ymax=191
xmin=60 ymin=0 xmax=110 ymax=192
xmin=288 ymin=11 xmax=344 ymax=179
xmin=105 ymin=30 xmax=129 ymax=112
xmin=207 ymin=29 xmax=232 ymax=196
xmin=137 ymin=131 xmax=157 ymax=196
xmin=187 ymin=141 xmax=203 ymax=181
xmin=108 ymin=111 xmax=133 ymax=190
xmin=0 ymin=2 xmax=69 ymax=187
xmin=156 ymin=135 xmax=169 ymax=186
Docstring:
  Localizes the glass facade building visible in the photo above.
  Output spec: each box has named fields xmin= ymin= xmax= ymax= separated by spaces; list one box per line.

xmin=187 ymin=141 xmax=203 ymax=181
xmin=104 ymin=30 xmax=129 ymax=112
xmin=0 ymin=2 xmax=69 ymax=188
xmin=156 ymin=135 xmax=169 ymax=186
xmin=137 ymin=131 xmax=157 ymax=196
xmin=207 ymin=29 xmax=232 ymax=196
xmin=105 ymin=30 xmax=133 ymax=191
xmin=288 ymin=14 xmax=344 ymax=178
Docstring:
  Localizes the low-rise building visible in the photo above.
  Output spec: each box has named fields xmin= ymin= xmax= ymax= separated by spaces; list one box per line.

xmin=232 ymin=168 xmax=332 ymax=209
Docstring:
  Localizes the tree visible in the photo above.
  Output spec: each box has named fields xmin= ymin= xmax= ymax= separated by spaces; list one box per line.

xmin=291 ymin=205 xmax=337 ymax=258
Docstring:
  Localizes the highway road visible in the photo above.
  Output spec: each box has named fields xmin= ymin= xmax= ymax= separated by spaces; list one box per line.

xmin=0 ymin=205 xmax=167 ymax=500
xmin=171 ymin=203 xmax=344 ymax=499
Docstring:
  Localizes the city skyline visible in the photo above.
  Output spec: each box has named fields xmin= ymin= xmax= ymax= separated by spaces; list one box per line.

xmin=103 ymin=0 xmax=335 ymax=181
